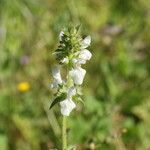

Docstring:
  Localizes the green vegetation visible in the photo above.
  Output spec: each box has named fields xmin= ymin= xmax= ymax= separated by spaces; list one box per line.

xmin=0 ymin=0 xmax=150 ymax=149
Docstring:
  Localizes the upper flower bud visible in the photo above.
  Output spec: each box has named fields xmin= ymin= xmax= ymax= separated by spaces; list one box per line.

xmin=55 ymin=26 xmax=82 ymax=63
xmin=59 ymin=31 xmax=64 ymax=41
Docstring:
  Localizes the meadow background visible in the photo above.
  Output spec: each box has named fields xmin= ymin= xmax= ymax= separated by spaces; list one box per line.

xmin=0 ymin=0 xmax=150 ymax=149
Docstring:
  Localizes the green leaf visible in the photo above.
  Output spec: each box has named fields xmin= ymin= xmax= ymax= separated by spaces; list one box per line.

xmin=0 ymin=134 xmax=8 ymax=150
xmin=75 ymin=24 xmax=81 ymax=32
xmin=50 ymin=93 xmax=67 ymax=109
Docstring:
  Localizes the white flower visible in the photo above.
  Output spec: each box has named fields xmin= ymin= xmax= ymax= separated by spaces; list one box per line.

xmin=79 ymin=49 xmax=92 ymax=61
xmin=52 ymin=66 xmax=62 ymax=84
xmin=50 ymin=66 xmax=62 ymax=88
xmin=81 ymin=36 xmax=91 ymax=49
xmin=60 ymin=86 xmax=76 ymax=116
xmin=72 ymin=36 xmax=92 ymax=67
xmin=60 ymin=99 xmax=76 ymax=116
xmin=72 ymin=49 xmax=92 ymax=67
xmin=69 ymin=67 xmax=86 ymax=85
xmin=59 ymin=31 xmax=64 ymax=41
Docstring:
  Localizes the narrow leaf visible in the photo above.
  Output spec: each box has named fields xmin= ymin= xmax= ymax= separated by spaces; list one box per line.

xmin=76 ymin=24 xmax=81 ymax=32
xmin=50 ymin=93 xmax=67 ymax=109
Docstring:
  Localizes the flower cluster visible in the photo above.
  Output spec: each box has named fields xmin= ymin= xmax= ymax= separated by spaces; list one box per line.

xmin=50 ymin=26 xmax=92 ymax=116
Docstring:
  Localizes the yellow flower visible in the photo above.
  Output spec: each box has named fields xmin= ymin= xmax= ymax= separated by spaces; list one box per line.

xmin=17 ymin=82 xmax=30 ymax=92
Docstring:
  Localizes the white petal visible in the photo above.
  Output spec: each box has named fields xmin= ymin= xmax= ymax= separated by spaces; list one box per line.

xmin=81 ymin=36 xmax=91 ymax=48
xmin=72 ymin=58 xmax=86 ymax=66
xmin=52 ymin=66 xmax=62 ymax=84
xmin=68 ymin=87 xmax=76 ymax=98
xmin=60 ymin=99 xmax=76 ymax=116
xmin=59 ymin=31 xmax=64 ymax=41
xmin=79 ymin=49 xmax=92 ymax=60
xmin=69 ymin=67 xmax=86 ymax=85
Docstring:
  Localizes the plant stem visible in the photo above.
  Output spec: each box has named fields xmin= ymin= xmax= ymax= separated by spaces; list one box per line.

xmin=62 ymin=116 xmax=67 ymax=150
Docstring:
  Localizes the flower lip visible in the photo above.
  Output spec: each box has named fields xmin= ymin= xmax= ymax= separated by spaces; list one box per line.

xmin=81 ymin=36 xmax=91 ymax=49
xmin=52 ymin=66 xmax=62 ymax=84
xmin=60 ymin=99 xmax=76 ymax=116
xmin=79 ymin=49 xmax=92 ymax=61
xmin=69 ymin=67 xmax=86 ymax=85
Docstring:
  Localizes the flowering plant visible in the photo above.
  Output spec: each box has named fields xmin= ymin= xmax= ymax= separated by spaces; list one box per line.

xmin=50 ymin=26 xmax=92 ymax=149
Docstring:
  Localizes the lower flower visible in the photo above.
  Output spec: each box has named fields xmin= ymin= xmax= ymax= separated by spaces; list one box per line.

xmin=60 ymin=99 xmax=76 ymax=116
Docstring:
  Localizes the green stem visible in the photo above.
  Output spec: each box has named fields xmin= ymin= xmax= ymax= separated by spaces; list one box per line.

xmin=62 ymin=116 xmax=67 ymax=150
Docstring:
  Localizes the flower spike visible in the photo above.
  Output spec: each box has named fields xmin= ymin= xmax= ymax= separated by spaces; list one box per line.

xmin=50 ymin=26 xmax=92 ymax=116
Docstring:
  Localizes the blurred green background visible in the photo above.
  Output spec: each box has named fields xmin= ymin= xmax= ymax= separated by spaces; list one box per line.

xmin=0 ymin=0 xmax=150 ymax=149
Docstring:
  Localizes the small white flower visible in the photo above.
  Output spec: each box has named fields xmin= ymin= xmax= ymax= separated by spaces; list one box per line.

xmin=69 ymin=67 xmax=86 ymax=85
xmin=60 ymin=99 xmax=76 ymax=116
xmin=52 ymin=66 xmax=62 ymax=84
xmin=79 ymin=49 xmax=92 ymax=61
xmin=81 ymin=36 xmax=91 ymax=49
xmin=60 ymin=86 xmax=76 ymax=116
xmin=59 ymin=31 xmax=64 ymax=41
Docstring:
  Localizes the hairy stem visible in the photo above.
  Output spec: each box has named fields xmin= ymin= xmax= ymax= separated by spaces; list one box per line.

xmin=62 ymin=116 xmax=67 ymax=150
